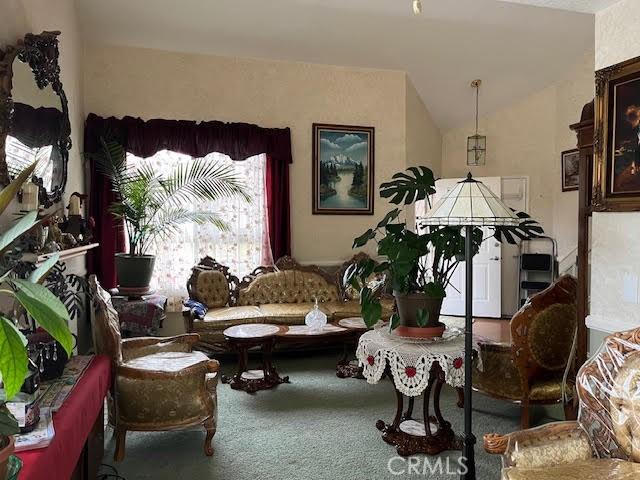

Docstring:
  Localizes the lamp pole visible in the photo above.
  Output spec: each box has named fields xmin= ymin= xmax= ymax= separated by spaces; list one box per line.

xmin=462 ymin=224 xmax=476 ymax=480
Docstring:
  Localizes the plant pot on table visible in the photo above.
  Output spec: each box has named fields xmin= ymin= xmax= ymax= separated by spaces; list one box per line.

xmin=0 ymin=435 xmax=15 ymax=479
xmin=115 ymin=253 xmax=156 ymax=295
xmin=393 ymin=291 xmax=445 ymax=338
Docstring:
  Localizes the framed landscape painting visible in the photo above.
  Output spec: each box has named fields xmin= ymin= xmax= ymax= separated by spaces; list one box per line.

xmin=594 ymin=55 xmax=640 ymax=210
xmin=561 ymin=149 xmax=580 ymax=192
xmin=312 ymin=123 xmax=374 ymax=215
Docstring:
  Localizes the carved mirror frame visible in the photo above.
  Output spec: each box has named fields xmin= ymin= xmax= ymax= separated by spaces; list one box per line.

xmin=0 ymin=31 xmax=71 ymax=208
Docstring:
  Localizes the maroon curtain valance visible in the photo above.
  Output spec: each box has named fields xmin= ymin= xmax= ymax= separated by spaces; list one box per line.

xmin=84 ymin=114 xmax=292 ymax=165
xmin=85 ymin=113 xmax=292 ymax=288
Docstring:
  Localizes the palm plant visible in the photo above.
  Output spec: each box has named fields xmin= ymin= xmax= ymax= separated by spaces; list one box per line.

xmin=0 ymin=161 xmax=73 ymax=437
xmin=91 ymin=138 xmax=251 ymax=256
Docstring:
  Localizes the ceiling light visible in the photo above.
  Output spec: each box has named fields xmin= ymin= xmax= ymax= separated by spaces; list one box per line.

xmin=413 ymin=0 xmax=422 ymax=15
xmin=467 ymin=79 xmax=487 ymax=167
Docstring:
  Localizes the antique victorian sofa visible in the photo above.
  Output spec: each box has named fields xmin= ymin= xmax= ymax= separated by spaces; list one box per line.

xmin=89 ymin=276 xmax=219 ymax=461
xmin=483 ymin=325 xmax=640 ymax=480
xmin=182 ymin=255 xmax=393 ymax=351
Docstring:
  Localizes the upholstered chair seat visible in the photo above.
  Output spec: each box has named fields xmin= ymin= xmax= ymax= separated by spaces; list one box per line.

xmin=502 ymin=459 xmax=640 ymax=480
xmin=473 ymin=344 xmax=574 ymax=402
xmin=89 ymin=276 xmax=219 ymax=461
xmin=322 ymin=298 xmax=395 ymax=321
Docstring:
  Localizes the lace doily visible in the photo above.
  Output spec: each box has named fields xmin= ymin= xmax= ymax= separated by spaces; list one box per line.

xmin=356 ymin=327 xmax=482 ymax=396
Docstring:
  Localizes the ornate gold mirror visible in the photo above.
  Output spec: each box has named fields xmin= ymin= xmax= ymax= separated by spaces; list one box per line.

xmin=0 ymin=31 xmax=70 ymax=207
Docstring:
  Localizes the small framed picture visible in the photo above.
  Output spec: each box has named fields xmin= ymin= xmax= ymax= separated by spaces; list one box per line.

xmin=312 ymin=123 xmax=374 ymax=215
xmin=561 ymin=149 xmax=580 ymax=192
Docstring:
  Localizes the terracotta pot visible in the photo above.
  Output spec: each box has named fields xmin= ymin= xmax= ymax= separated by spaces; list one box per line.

xmin=393 ymin=291 xmax=445 ymax=338
xmin=115 ymin=253 xmax=155 ymax=292
xmin=0 ymin=435 xmax=15 ymax=479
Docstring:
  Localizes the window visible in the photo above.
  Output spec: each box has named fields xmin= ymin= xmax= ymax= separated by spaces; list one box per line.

xmin=125 ymin=150 xmax=272 ymax=309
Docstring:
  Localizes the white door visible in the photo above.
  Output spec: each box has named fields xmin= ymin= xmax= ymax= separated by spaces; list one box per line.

xmin=418 ymin=177 xmax=502 ymax=318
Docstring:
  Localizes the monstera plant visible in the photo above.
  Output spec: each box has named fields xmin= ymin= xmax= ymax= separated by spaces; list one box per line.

xmin=0 ymin=162 xmax=73 ymax=471
xmin=345 ymin=166 xmax=543 ymax=335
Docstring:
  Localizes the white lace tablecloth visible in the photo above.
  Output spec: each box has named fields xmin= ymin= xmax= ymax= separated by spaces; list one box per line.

xmin=356 ymin=327 xmax=482 ymax=397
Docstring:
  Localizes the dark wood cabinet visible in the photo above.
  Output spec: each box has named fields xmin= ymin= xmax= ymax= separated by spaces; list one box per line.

xmin=570 ymin=100 xmax=594 ymax=366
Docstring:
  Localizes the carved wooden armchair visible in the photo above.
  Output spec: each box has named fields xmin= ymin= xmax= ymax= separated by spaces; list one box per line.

xmin=473 ymin=275 xmax=578 ymax=428
xmin=483 ymin=326 xmax=640 ymax=479
xmin=89 ymin=276 xmax=219 ymax=461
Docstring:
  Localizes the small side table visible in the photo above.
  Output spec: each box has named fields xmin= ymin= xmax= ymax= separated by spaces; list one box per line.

xmin=222 ymin=324 xmax=289 ymax=394
xmin=357 ymin=328 xmax=477 ymax=457
xmin=336 ymin=317 xmax=368 ymax=379
xmin=109 ymin=290 xmax=167 ymax=337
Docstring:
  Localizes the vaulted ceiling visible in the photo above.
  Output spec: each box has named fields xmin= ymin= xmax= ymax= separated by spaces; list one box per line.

xmin=77 ymin=0 xmax=612 ymax=130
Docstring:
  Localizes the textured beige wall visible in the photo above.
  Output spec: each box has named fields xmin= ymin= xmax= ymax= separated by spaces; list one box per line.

xmin=441 ymin=52 xmax=594 ymax=262
xmin=589 ymin=0 xmax=640 ymax=349
xmin=83 ymin=44 xmax=440 ymax=264
xmin=405 ymin=75 xmax=442 ymax=231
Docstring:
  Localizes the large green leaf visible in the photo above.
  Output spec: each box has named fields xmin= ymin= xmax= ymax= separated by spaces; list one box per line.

xmin=0 ymin=210 xmax=38 ymax=254
xmin=11 ymin=279 xmax=73 ymax=357
xmin=28 ymin=254 xmax=60 ymax=284
xmin=0 ymin=161 xmax=38 ymax=216
xmin=379 ymin=166 xmax=436 ymax=205
xmin=0 ymin=406 xmax=19 ymax=436
xmin=0 ymin=316 xmax=28 ymax=400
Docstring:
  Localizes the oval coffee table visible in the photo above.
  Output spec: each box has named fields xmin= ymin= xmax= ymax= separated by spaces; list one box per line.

xmin=222 ymin=324 xmax=290 ymax=394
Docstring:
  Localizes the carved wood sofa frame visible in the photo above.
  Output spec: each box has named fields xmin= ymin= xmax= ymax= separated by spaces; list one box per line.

xmin=183 ymin=254 xmax=391 ymax=352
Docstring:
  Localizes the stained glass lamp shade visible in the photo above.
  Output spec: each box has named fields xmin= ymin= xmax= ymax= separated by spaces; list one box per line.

xmin=421 ymin=173 xmax=521 ymax=227
xmin=418 ymin=172 xmax=522 ymax=480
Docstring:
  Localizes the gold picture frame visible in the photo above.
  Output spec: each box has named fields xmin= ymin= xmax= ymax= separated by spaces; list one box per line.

xmin=594 ymin=55 xmax=640 ymax=211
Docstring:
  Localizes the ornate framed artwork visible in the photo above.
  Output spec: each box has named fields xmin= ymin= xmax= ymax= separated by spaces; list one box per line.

xmin=312 ymin=123 xmax=374 ymax=215
xmin=561 ymin=149 xmax=580 ymax=192
xmin=594 ymin=55 xmax=640 ymax=211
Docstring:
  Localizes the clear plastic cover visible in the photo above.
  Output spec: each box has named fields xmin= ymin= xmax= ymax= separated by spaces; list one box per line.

xmin=576 ymin=327 xmax=640 ymax=461
xmin=499 ymin=327 xmax=640 ymax=477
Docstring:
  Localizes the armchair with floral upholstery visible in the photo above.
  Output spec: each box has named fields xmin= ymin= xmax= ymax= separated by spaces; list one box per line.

xmin=89 ymin=276 xmax=219 ymax=462
xmin=473 ymin=275 xmax=578 ymax=429
xmin=483 ymin=325 xmax=640 ymax=479
xmin=182 ymin=255 xmax=394 ymax=351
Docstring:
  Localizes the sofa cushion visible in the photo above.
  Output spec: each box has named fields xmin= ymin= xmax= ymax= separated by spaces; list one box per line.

xmin=192 ymin=306 xmax=264 ymax=331
xmin=194 ymin=269 xmax=230 ymax=308
xmin=258 ymin=303 xmax=330 ymax=325
xmin=502 ymin=458 xmax=640 ymax=480
xmin=123 ymin=351 xmax=210 ymax=373
xmin=237 ymin=270 xmax=339 ymax=306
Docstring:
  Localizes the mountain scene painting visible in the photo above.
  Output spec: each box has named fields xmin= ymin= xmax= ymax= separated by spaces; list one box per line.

xmin=313 ymin=124 xmax=374 ymax=215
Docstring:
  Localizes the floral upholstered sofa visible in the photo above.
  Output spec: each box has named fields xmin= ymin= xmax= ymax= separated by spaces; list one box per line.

xmin=183 ymin=255 xmax=393 ymax=351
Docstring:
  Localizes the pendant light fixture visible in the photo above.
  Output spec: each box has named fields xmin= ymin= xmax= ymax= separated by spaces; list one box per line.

xmin=467 ymin=79 xmax=487 ymax=166
xmin=413 ymin=0 xmax=422 ymax=15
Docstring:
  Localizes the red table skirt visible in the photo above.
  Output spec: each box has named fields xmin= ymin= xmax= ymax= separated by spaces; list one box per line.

xmin=17 ymin=355 xmax=112 ymax=480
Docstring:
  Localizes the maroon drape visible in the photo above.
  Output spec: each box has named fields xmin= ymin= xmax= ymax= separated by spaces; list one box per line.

xmin=85 ymin=114 xmax=292 ymax=288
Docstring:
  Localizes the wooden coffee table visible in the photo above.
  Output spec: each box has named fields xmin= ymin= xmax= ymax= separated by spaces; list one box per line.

xmin=222 ymin=324 xmax=290 ymax=394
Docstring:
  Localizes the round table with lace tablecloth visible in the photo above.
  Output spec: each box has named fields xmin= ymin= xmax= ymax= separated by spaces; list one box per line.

xmin=357 ymin=327 xmax=481 ymax=456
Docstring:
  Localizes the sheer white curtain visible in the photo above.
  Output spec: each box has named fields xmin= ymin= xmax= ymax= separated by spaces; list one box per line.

xmin=126 ymin=150 xmax=272 ymax=310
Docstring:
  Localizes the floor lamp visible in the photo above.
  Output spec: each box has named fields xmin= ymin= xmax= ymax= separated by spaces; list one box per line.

xmin=419 ymin=173 xmax=522 ymax=480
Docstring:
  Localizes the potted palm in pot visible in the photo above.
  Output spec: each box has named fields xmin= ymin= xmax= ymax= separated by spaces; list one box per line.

xmin=0 ymin=162 xmax=73 ymax=476
xmin=345 ymin=166 xmax=542 ymax=337
xmin=90 ymin=139 xmax=250 ymax=293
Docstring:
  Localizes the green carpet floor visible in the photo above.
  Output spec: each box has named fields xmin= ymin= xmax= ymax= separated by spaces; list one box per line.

xmin=103 ymin=350 xmax=563 ymax=480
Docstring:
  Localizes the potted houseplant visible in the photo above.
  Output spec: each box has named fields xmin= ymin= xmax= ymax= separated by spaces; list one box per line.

xmin=0 ymin=162 xmax=73 ymax=476
xmin=345 ymin=166 xmax=542 ymax=337
xmin=89 ymin=139 xmax=250 ymax=292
